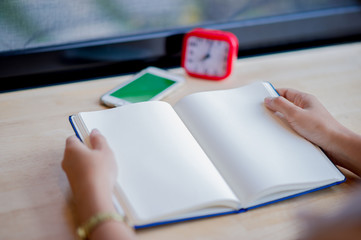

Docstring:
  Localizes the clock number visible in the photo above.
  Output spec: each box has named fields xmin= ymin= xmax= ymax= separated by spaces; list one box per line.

xmin=190 ymin=40 xmax=197 ymax=47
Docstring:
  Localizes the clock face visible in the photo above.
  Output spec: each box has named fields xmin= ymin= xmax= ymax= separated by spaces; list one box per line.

xmin=181 ymin=28 xmax=238 ymax=81
xmin=184 ymin=36 xmax=230 ymax=78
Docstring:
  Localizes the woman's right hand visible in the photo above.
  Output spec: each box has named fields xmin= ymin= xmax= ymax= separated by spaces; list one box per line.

xmin=264 ymin=88 xmax=361 ymax=177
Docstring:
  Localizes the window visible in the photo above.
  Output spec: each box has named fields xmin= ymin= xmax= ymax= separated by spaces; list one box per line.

xmin=1 ymin=0 xmax=361 ymax=91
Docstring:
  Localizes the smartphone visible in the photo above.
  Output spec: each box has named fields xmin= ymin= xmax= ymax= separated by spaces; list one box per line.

xmin=100 ymin=67 xmax=185 ymax=107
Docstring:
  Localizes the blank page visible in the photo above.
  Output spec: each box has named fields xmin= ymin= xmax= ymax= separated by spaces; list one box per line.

xmin=77 ymin=101 xmax=239 ymax=224
xmin=174 ymin=82 xmax=345 ymax=207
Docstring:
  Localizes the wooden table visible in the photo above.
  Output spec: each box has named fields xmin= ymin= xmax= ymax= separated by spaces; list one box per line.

xmin=1 ymin=42 xmax=360 ymax=240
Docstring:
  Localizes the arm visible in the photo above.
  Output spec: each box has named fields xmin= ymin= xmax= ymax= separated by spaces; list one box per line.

xmin=264 ymin=88 xmax=361 ymax=177
xmin=62 ymin=129 xmax=135 ymax=240
xmin=264 ymin=88 xmax=361 ymax=240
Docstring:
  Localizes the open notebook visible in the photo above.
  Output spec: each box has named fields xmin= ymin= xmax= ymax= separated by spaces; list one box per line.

xmin=69 ymin=81 xmax=345 ymax=228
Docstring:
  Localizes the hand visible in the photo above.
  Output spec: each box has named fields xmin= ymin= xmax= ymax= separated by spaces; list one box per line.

xmin=62 ymin=129 xmax=118 ymax=202
xmin=62 ymin=129 xmax=135 ymax=240
xmin=264 ymin=88 xmax=342 ymax=151
xmin=264 ymin=88 xmax=361 ymax=177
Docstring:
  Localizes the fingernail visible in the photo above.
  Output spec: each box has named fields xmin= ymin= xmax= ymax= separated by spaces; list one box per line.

xmin=91 ymin=128 xmax=100 ymax=135
xmin=264 ymin=97 xmax=272 ymax=105
xmin=66 ymin=135 xmax=78 ymax=144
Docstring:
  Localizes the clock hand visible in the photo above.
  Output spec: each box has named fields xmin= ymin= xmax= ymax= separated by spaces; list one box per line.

xmin=201 ymin=41 xmax=214 ymax=61
xmin=201 ymin=53 xmax=210 ymax=61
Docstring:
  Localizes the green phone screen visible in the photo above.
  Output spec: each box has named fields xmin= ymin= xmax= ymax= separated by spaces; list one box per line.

xmin=110 ymin=73 xmax=176 ymax=103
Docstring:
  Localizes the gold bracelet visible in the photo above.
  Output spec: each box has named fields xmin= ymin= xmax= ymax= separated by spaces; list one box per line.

xmin=77 ymin=212 xmax=124 ymax=240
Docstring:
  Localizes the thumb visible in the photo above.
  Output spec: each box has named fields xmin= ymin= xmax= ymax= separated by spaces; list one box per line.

xmin=89 ymin=129 xmax=109 ymax=150
xmin=264 ymin=96 xmax=299 ymax=120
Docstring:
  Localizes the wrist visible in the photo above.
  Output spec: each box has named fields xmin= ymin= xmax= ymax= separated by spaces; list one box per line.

xmin=77 ymin=212 xmax=124 ymax=240
xmin=326 ymin=125 xmax=361 ymax=177
xmin=74 ymin=180 xmax=116 ymax=224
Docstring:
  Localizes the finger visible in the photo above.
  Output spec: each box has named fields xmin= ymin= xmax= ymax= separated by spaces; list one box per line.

xmin=63 ymin=135 xmax=86 ymax=170
xmin=277 ymin=88 xmax=303 ymax=102
xmin=264 ymin=96 xmax=300 ymax=120
xmin=89 ymin=129 xmax=109 ymax=150
xmin=65 ymin=135 xmax=84 ymax=149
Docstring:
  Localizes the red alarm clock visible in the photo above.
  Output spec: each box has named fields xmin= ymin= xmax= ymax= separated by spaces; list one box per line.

xmin=181 ymin=28 xmax=239 ymax=81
